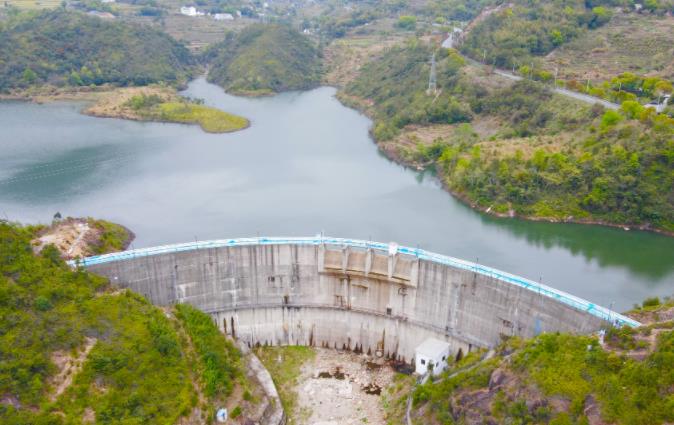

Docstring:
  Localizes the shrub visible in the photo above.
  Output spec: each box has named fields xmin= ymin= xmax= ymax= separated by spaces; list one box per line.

xmin=396 ymin=15 xmax=417 ymax=30
xmin=643 ymin=297 xmax=661 ymax=308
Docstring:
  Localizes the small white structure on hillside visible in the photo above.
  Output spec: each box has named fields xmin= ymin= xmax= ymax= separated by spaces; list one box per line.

xmin=415 ymin=338 xmax=451 ymax=376
xmin=213 ymin=13 xmax=234 ymax=20
xmin=180 ymin=6 xmax=205 ymax=16
xmin=645 ymin=94 xmax=671 ymax=114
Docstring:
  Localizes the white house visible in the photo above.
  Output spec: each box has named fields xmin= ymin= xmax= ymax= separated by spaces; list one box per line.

xmin=180 ymin=6 xmax=197 ymax=16
xmin=180 ymin=6 xmax=205 ymax=16
xmin=213 ymin=13 xmax=234 ymax=20
xmin=415 ymin=338 xmax=451 ymax=376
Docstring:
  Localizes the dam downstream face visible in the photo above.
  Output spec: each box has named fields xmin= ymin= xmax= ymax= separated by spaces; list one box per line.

xmin=0 ymin=78 xmax=673 ymax=310
xmin=82 ymin=240 xmax=618 ymax=360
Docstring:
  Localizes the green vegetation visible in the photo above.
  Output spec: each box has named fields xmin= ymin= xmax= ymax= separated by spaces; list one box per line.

xmin=395 ymin=15 xmax=417 ymax=31
xmin=381 ymin=373 xmax=416 ymax=425
xmin=87 ymin=218 xmax=133 ymax=255
xmin=426 ymin=84 xmax=674 ymax=232
xmin=0 ymin=221 xmax=245 ymax=424
xmin=315 ymin=9 xmax=379 ymax=39
xmin=412 ymin=330 xmax=674 ymax=424
xmin=460 ymin=0 xmax=621 ymax=68
xmin=206 ymin=24 xmax=322 ymax=95
xmin=415 ymin=0 xmax=493 ymax=22
xmin=343 ymin=40 xmax=470 ymax=141
xmin=126 ymin=93 xmax=249 ymax=133
xmin=0 ymin=9 xmax=193 ymax=92
xmin=254 ymin=346 xmax=315 ymax=416
xmin=343 ymin=37 xmax=674 ymax=233
xmin=570 ymin=72 xmax=674 ymax=105
xmin=175 ymin=303 xmax=241 ymax=399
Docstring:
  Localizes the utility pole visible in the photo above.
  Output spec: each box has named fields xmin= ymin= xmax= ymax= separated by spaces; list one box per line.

xmin=482 ymin=49 xmax=486 ymax=64
xmin=554 ymin=67 xmax=558 ymax=87
xmin=427 ymin=53 xmax=437 ymax=95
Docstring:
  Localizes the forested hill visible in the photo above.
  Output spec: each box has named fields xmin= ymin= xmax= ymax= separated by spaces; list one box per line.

xmin=459 ymin=0 xmax=673 ymax=69
xmin=0 ymin=222 xmax=250 ymax=424
xmin=205 ymin=24 xmax=322 ymax=95
xmin=342 ymin=40 xmax=674 ymax=234
xmin=0 ymin=10 xmax=194 ymax=92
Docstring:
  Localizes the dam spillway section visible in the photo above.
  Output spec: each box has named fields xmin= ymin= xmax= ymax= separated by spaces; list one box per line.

xmin=75 ymin=237 xmax=639 ymax=361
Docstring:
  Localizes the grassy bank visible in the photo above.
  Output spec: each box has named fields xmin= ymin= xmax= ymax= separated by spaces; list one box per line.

xmin=154 ymin=101 xmax=249 ymax=133
xmin=85 ymin=86 xmax=249 ymax=133
xmin=254 ymin=346 xmax=315 ymax=419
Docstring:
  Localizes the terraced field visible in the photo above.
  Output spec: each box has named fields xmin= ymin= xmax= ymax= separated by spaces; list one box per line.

xmin=5 ymin=0 xmax=61 ymax=9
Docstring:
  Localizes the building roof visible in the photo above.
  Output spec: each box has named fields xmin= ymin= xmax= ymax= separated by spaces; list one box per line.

xmin=415 ymin=338 xmax=450 ymax=357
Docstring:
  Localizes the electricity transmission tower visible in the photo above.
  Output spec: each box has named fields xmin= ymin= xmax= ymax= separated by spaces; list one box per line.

xmin=427 ymin=53 xmax=437 ymax=95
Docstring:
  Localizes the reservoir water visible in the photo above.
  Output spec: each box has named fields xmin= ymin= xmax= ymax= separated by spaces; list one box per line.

xmin=1 ymin=78 xmax=672 ymax=310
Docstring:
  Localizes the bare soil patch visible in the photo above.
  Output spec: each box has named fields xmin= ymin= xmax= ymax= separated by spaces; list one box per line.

xmin=295 ymin=348 xmax=398 ymax=425
xmin=49 ymin=337 xmax=97 ymax=402
xmin=33 ymin=218 xmax=95 ymax=260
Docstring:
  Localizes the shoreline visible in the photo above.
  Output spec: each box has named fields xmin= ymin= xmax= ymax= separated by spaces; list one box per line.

xmin=382 ymin=136 xmax=674 ymax=238
xmin=84 ymin=104 xmax=252 ymax=134
xmin=1 ymin=84 xmax=250 ymax=134
xmin=336 ymin=92 xmax=674 ymax=239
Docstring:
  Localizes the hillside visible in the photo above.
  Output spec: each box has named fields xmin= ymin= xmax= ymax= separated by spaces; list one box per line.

xmin=406 ymin=299 xmax=674 ymax=424
xmin=0 ymin=221 xmax=265 ymax=424
xmin=341 ymin=40 xmax=471 ymax=140
xmin=543 ymin=13 xmax=674 ymax=82
xmin=206 ymin=23 xmax=322 ymax=95
xmin=341 ymin=40 xmax=674 ymax=234
xmin=458 ymin=0 xmax=672 ymax=70
xmin=0 ymin=9 xmax=194 ymax=92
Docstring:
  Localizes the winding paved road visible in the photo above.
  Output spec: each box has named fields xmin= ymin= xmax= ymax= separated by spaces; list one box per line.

xmin=443 ymin=34 xmax=620 ymax=110
xmin=492 ymin=68 xmax=619 ymax=110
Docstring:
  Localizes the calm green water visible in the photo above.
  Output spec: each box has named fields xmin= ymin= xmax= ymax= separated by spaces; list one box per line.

xmin=1 ymin=78 xmax=672 ymax=310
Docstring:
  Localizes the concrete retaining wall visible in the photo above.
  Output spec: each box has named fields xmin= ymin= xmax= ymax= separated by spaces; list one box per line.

xmin=80 ymin=238 xmax=636 ymax=361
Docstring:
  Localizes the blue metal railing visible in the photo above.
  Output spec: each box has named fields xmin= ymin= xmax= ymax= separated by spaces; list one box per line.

xmin=69 ymin=236 xmax=641 ymax=328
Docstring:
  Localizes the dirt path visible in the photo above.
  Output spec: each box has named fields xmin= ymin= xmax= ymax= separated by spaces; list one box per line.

xmin=49 ymin=337 xmax=97 ymax=401
xmin=294 ymin=348 xmax=397 ymax=425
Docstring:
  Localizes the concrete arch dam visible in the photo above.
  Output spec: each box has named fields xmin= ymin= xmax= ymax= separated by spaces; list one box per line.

xmin=76 ymin=237 xmax=639 ymax=361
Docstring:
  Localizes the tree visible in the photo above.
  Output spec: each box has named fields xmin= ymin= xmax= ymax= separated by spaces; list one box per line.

xmin=600 ymin=110 xmax=622 ymax=129
xmin=550 ymin=29 xmax=564 ymax=46
xmin=620 ymin=100 xmax=644 ymax=119
xmin=396 ymin=15 xmax=417 ymax=30
xmin=22 ymin=67 xmax=37 ymax=84
xmin=68 ymin=71 xmax=83 ymax=86
xmin=589 ymin=6 xmax=611 ymax=28
xmin=655 ymin=80 xmax=673 ymax=96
